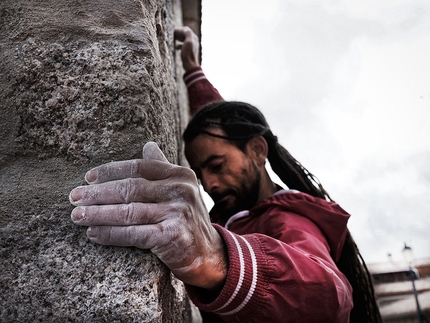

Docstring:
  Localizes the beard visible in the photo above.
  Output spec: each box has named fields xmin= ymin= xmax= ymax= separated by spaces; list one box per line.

xmin=210 ymin=163 xmax=261 ymax=225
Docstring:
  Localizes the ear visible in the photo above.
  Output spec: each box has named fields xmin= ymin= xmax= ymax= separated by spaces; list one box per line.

xmin=246 ymin=136 xmax=268 ymax=166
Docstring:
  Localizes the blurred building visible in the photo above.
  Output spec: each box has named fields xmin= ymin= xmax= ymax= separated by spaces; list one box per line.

xmin=368 ymin=256 xmax=430 ymax=322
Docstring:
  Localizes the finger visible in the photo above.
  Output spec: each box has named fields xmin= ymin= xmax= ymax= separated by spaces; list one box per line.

xmin=70 ymin=174 xmax=188 ymax=206
xmin=71 ymin=202 xmax=171 ymax=226
xmin=86 ymin=223 xmax=169 ymax=251
xmin=70 ymin=178 xmax=151 ymax=206
xmin=85 ymin=159 xmax=139 ymax=184
xmin=174 ymin=27 xmax=187 ymax=41
xmin=85 ymin=159 xmax=175 ymax=184
xmin=142 ymin=142 xmax=168 ymax=162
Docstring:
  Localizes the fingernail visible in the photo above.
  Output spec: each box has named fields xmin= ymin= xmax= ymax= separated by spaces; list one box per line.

xmin=85 ymin=169 xmax=97 ymax=183
xmin=87 ymin=227 xmax=97 ymax=238
xmin=71 ymin=207 xmax=84 ymax=222
xmin=69 ymin=187 xmax=83 ymax=203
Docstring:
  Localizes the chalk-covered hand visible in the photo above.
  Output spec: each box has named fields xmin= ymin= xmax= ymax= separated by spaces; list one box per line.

xmin=69 ymin=142 xmax=227 ymax=291
xmin=174 ymin=26 xmax=200 ymax=71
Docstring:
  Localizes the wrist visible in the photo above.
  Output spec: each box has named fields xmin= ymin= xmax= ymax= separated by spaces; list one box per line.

xmin=183 ymin=61 xmax=200 ymax=72
xmin=173 ymin=233 xmax=227 ymax=292
xmin=187 ymin=258 xmax=227 ymax=292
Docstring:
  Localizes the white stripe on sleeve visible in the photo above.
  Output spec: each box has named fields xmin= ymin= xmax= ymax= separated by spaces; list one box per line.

xmin=186 ymin=75 xmax=207 ymax=87
xmin=214 ymin=230 xmax=245 ymax=313
xmin=183 ymin=70 xmax=204 ymax=82
xmin=219 ymin=235 xmax=258 ymax=316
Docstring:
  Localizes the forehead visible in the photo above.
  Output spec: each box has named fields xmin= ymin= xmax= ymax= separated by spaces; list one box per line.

xmin=184 ymin=128 xmax=239 ymax=167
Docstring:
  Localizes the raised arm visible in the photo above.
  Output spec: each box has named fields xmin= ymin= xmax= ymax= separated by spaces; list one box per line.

xmin=174 ymin=27 xmax=223 ymax=115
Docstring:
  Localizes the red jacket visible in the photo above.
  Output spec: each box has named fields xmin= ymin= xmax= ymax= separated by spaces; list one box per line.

xmin=183 ymin=66 xmax=223 ymax=115
xmin=182 ymin=69 xmax=353 ymax=322
xmin=186 ymin=190 xmax=353 ymax=322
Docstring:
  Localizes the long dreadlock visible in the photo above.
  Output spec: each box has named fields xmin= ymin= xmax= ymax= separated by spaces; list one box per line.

xmin=183 ymin=101 xmax=382 ymax=323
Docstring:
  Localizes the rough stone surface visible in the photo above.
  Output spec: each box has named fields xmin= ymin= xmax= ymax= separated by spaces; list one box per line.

xmin=0 ymin=0 xmax=191 ymax=321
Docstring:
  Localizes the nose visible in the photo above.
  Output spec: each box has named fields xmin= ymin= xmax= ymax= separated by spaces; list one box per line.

xmin=200 ymin=172 xmax=219 ymax=195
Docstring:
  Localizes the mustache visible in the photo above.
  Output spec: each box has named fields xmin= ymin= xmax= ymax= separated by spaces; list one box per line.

xmin=210 ymin=189 xmax=236 ymax=203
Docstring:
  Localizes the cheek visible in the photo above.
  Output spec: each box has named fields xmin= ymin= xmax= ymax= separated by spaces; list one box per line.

xmin=242 ymin=163 xmax=260 ymax=186
xmin=226 ymin=166 xmax=251 ymax=188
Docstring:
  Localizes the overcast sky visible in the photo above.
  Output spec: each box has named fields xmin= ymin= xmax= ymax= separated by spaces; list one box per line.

xmin=199 ymin=0 xmax=430 ymax=264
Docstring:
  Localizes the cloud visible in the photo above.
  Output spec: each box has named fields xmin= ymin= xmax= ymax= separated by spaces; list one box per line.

xmin=201 ymin=0 xmax=430 ymax=263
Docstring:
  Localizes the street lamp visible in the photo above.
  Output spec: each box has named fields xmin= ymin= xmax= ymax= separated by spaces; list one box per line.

xmin=402 ymin=243 xmax=425 ymax=323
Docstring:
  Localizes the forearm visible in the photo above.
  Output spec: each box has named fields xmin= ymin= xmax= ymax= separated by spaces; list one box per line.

xmin=183 ymin=66 xmax=223 ymax=115
xmin=174 ymin=27 xmax=223 ymax=114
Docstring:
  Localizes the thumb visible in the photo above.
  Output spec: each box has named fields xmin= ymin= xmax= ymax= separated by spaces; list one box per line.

xmin=142 ymin=142 xmax=169 ymax=163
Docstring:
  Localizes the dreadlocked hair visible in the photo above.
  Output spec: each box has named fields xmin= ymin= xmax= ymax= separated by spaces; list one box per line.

xmin=183 ymin=101 xmax=382 ymax=323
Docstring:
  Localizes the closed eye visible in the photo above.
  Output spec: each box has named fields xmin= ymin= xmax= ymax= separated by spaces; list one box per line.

xmin=209 ymin=162 xmax=224 ymax=173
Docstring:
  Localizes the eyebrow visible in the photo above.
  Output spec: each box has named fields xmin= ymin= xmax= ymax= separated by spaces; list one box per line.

xmin=200 ymin=155 xmax=225 ymax=169
xmin=190 ymin=155 xmax=225 ymax=178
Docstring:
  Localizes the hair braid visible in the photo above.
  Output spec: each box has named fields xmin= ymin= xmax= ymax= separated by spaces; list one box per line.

xmin=264 ymin=133 xmax=332 ymax=201
xmin=264 ymin=119 xmax=382 ymax=322
xmin=338 ymin=232 xmax=382 ymax=322
xmin=183 ymin=101 xmax=382 ymax=322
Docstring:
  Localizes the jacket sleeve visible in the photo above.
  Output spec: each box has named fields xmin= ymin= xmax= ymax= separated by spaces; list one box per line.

xmin=183 ymin=66 xmax=223 ymax=115
xmin=185 ymin=222 xmax=353 ymax=323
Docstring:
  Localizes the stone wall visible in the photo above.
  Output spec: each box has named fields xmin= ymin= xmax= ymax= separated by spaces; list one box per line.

xmin=0 ymin=0 xmax=193 ymax=321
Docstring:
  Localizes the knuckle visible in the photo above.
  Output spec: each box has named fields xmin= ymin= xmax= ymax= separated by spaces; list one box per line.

xmin=175 ymin=202 xmax=194 ymax=220
xmin=172 ymin=166 xmax=198 ymax=183
xmin=157 ymin=219 xmax=185 ymax=243
xmin=119 ymin=178 xmax=138 ymax=203
xmin=126 ymin=226 xmax=138 ymax=246
xmin=124 ymin=203 xmax=137 ymax=225
xmin=167 ymin=182 xmax=198 ymax=203
xmin=181 ymin=183 xmax=199 ymax=202
xmin=152 ymin=221 xmax=173 ymax=246
xmin=130 ymin=159 xmax=140 ymax=177
xmin=184 ymin=26 xmax=192 ymax=35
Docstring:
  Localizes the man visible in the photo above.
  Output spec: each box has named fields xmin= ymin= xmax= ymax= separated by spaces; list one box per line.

xmin=69 ymin=27 xmax=381 ymax=322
